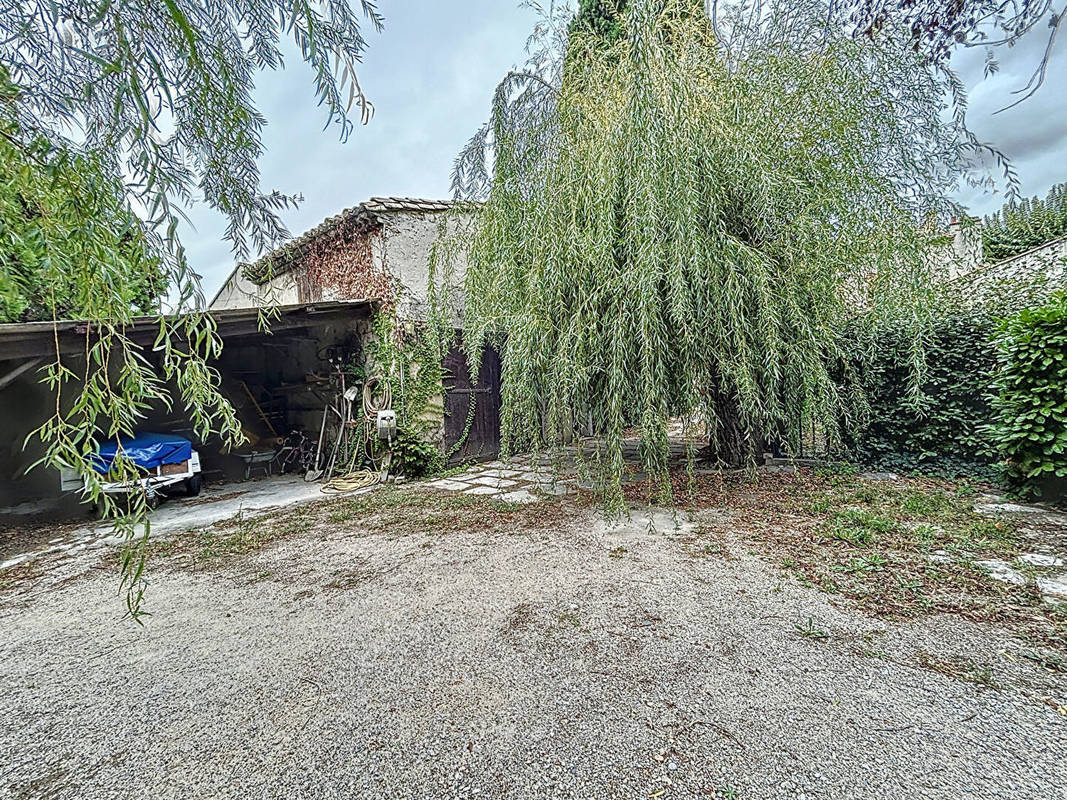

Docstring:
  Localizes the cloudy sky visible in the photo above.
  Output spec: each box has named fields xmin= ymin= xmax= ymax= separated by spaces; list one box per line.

xmin=185 ymin=1 xmax=1067 ymax=299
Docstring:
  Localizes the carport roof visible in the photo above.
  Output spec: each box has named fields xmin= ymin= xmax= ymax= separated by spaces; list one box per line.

xmin=0 ymin=300 xmax=377 ymax=362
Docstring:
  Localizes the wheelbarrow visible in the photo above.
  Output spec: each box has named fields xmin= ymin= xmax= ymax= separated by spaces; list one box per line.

xmin=234 ymin=450 xmax=277 ymax=480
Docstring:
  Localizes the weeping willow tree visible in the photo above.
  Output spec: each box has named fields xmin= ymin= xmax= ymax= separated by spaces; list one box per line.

xmin=445 ymin=0 xmax=980 ymax=507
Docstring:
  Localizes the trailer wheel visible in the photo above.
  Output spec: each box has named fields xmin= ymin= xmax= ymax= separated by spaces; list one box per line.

xmin=184 ymin=474 xmax=203 ymax=497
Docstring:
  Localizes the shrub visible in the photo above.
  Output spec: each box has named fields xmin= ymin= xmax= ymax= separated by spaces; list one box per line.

xmin=388 ymin=427 xmax=442 ymax=479
xmin=849 ymin=313 xmax=998 ymax=479
xmin=987 ymin=290 xmax=1067 ymax=497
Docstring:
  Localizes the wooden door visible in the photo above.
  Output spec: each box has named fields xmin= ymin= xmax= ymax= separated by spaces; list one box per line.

xmin=442 ymin=338 xmax=501 ymax=464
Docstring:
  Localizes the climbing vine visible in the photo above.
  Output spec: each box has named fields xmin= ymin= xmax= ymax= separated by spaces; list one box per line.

xmin=300 ymin=226 xmax=391 ymax=303
xmin=363 ymin=309 xmax=450 ymax=475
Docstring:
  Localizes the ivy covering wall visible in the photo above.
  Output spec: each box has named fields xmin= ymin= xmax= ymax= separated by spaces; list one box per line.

xmin=358 ymin=311 xmax=448 ymax=478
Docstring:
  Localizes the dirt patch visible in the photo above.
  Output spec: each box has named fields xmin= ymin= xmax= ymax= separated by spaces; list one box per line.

xmin=140 ymin=486 xmax=575 ymax=577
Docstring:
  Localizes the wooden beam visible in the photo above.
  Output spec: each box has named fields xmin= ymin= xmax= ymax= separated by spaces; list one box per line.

xmin=0 ymin=357 xmax=44 ymax=391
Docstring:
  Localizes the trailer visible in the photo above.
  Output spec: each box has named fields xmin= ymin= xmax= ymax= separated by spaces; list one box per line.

xmin=60 ymin=433 xmax=203 ymax=510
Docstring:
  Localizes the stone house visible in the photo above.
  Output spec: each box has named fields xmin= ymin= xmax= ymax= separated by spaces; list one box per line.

xmin=211 ymin=197 xmax=473 ymax=320
xmin=211 ymin=197 xmax=501 ymax=465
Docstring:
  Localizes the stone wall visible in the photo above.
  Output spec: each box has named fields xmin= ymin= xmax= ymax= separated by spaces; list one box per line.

xmin=953 ymin=236 xmax=1067 ymax=307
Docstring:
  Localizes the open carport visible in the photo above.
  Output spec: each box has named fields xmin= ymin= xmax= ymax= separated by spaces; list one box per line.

xmin=0 ymin=300 xmax=376 ymax=518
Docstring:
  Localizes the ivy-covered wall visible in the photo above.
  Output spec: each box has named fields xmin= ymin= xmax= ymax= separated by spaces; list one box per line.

xmin=360 ymin=311 xmax=452 ymax=477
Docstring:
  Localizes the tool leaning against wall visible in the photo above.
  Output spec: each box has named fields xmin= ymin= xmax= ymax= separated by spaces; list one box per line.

xmin=315 ymin=368 xmax=397 ymax=493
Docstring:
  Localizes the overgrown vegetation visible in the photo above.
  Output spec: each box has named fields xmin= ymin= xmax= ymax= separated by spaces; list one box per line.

xmin=0 ymin=0 xmax=385 ymax=619
xmin=363 ymin=311 xmax=449 ymax=477
xmin=570 ymin=0 xmax=630 ymax=45
xmin=847 ymin=312 xmax=999 ymax=479
xmin=988 ymin=290 xmax=1067 ymax=498
xmin=388 ymin=428 xmax=442 ymax=479
xmin=982 ymin=183 xmax=1067 ymax=263
xmin=636 ymin=468 xmax=1063 ymax=646
xmin=0 ymin=71 xmax=165 ymax=323
xmin=448 ymin=0 xmax=978 ymax=510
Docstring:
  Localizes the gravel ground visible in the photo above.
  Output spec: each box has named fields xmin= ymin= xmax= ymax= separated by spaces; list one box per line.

xmin=1 ymin=501 xmax=1065 ymax=800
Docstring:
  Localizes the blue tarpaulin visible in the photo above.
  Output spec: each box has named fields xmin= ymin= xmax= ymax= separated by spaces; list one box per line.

xmin=91 ymin=433 xmax=193 ymax=475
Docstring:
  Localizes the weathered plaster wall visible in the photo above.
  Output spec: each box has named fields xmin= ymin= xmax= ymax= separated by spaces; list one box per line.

xmin=934 ymin=219 xmax=1066 ymax=303
xmin=211 ymin=209 xmax=473 ymax=320
xmin=380 ymin=210 xmax=472 ymax=320
xmin=210 ymin=267 xmax=261 ymax=311
xmin=945 ymin=220 xmax=984 ymax=280
xmin=211 ymin=265 xmax=302 ymax=310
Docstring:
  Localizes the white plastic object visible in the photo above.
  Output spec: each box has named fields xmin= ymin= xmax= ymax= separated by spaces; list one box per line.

xmin=376 ymin=410 xmax=397 ymax=440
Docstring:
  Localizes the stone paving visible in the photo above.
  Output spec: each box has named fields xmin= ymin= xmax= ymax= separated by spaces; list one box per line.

xmin=422 ymin=456 xmax=578 ymax=505
xmin=967 ymin=494 xmax=1067 ymax=604
xmin=421 ymin=438 xmax=702 ymax=504
xmin=6 ymin=438 xmax=1067 ymax=608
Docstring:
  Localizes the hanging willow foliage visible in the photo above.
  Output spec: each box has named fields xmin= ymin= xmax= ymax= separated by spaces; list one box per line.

xmin=444 ymin=0 xmax=977 ymax=508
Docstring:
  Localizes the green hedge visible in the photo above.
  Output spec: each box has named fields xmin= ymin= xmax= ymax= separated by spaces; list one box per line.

xmin=848 ymin=313 xmax=999 ymax=479
xmin=987 ymin=290 xmax=1067 ymax=497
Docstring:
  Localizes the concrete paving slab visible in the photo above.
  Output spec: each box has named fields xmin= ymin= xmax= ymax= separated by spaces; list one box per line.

xmin=425 ymin=479 xmax=473 ymax=491
xmin=479 ymin=469 xmax=524 ymax=479
xmin=495 ymin=490 xmax=539 ymax=504
xmin=470 ymin=476 xmax=517 ymax=489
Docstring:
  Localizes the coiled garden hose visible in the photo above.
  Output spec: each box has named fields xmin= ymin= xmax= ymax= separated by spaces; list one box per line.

xmin=320 ymin=469 xmax=380 ymax=493
xmin=319 ymin=377 xmax=394 ymax=493
xmin=363 ymin=377 xmax=392 ymax=420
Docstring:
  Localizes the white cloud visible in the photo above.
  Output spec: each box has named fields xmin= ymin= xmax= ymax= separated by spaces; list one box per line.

xmin=950 ymin=22 xmax=1067 ymax=216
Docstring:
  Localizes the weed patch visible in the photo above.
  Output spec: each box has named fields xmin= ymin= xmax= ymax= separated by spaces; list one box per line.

xmin=149 ymin=486 xmax=572 ymax=570
xmin=636 ymin=468 xmax=1063 ymax=646
xmin=917 ymin=651 xmax=1001 ymax=689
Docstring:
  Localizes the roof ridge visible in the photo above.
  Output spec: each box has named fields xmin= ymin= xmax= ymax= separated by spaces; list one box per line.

xmin=241 ymin=196 xmax=463 ymax=283
xmin=367 ymin=195 xmax=456 ymax=203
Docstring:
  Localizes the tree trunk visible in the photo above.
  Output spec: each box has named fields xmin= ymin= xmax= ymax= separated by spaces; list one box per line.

xmin=708 ymin=392 xmax=765 ymax=468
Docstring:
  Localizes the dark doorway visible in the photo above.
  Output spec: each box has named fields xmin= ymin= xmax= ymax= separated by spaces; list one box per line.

xmin=442 ymin=337 xmax=501 ymax=464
